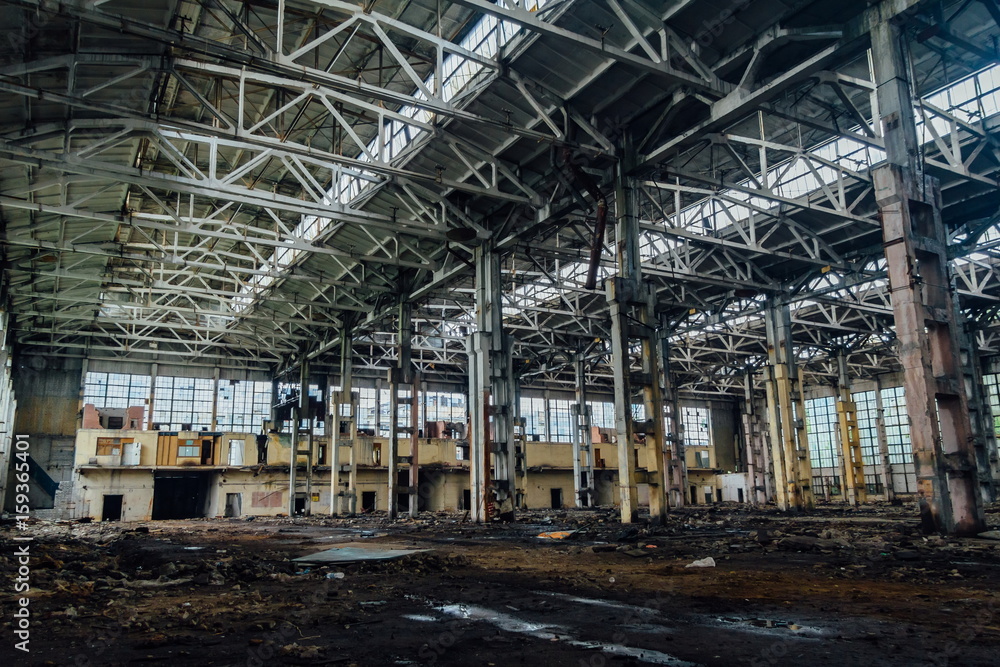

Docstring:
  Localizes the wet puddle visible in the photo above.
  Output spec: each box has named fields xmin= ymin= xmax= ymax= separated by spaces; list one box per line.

xmin=431 ymin=602 xmax=699 ymax=666
xmin=537 ymin=591 xmax=662 ymax=616
xmin=712 ymin=616 xmax=827 ymax=638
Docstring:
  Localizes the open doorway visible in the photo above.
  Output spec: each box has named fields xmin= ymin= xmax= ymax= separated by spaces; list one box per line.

xmin=102 ymin=495 xmax=123 ymax=521
xmin=550 ymin=488 xmax=563 ymax=509
xmin=361 ymin=491 xmax=377 ymax=512
xmin=151 ymin=472 xmax=211 ymax=519
xmin=462 ymin=489 xmax=471 ymax=511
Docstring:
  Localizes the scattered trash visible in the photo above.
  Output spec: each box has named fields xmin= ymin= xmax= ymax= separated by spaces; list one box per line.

xmin=326 ymin=572 xmax=346 ymax=579
xmin=279 ymin=643 xmax=324 ymax=659
xmin=977 ymin=530 xmax=1000 ymax=540
xmin=537 ymin=530 xmax=577 ymax=540
xmin=685 ymin=557 xmax=716 ymax=568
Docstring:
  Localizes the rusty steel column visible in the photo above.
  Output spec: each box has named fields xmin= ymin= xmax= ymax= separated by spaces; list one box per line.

xmin=872 ymin=20 xmax=986 ymax=535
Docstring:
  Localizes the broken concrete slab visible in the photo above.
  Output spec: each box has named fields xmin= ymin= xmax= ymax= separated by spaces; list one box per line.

xmin=293 ymin=546 xmax=430 ymax=565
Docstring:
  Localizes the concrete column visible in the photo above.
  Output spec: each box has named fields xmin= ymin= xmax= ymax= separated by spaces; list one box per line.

xmin=571 ymin=353 xmax=596 ymax=507
xmin=327 ymin=325 xmax=357 ymax=516
xmin=873 ymin=377 xmax=896 ymax=502
xmin=660 ymin=335 xmax=685 ymax=508
xmin=763 ymin=300 xmax=814 ymax=511
xmin=210 ymin=367 xmax=220 ymax=431
xmin=147 ymin=363 xmax=157 ymax=431
xmin=467 ymin=243 xmax=516 ymax=522
xmin=543 ymin=390 xmax=552 ymax=444
xmin=872 ymin=20 xmax=985 ymax=535
xmin=408 ymin=373 xmax=420 ymax=518
xmin=961 ymin=326 xmax=1000 ymax=503
xmin=512 ymin=377 xmax=527 ymax=509
xmin=836 ymin=352 xmax=867 ymax=506
xmin=742 ymin=373 xmax=767 ymax=505
xmin=288 ymin=360 xmax=308 ymax=516
xmin=467 ymin=330 xmax=488 ymax=521
xmin=374 ymin=378 xmax=383 ymax=436
xmin=269 ymin=378 xmax=280 ymax=429
xmin=606 ymin=132 xmax=667 ymax=522
xmin=387 ymin=368 xmax=400 ymax=518
xmin=389 ymin=301 xmax=416 ymax=520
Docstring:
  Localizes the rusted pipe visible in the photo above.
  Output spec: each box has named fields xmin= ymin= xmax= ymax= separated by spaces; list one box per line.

xmin=560 ymin=147 xmax=608 ymax=291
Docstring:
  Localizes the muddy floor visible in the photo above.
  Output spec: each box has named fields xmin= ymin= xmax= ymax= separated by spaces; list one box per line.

xmin=2 ymin=503 xmax=1000 ymax=666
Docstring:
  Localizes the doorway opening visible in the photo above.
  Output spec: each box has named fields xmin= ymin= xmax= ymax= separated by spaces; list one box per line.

xmin=550 ymin=488 xmax=563 ymax=509
xmin=361 ymin=491 xmax=377 ymax=512
xmin=102 ymin=495 xmax=123 ymax=521
xmin=151 ymin=472 xmax=211 ymax=519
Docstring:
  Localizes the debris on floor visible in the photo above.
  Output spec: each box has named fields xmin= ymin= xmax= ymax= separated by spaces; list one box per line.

xmin=1 ymin=502 xmax=998 ymax=666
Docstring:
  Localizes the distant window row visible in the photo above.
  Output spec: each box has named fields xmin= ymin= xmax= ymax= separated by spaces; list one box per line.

xmin=84 ymin=372 xmax=271 ymax=431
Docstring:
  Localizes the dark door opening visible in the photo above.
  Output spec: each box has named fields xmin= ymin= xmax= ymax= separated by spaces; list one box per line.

xmin=151 ymin=472 xmax=211 ymax=519
xmin=550 ymin=488 xmax=563 ymax=509
xmin=200 ymin=439 xmax=214 ymax=465
xmin=690 ymin=485 xmax=698 ymax=504
xmin=737 ymin=488 xmax=744 ymax=503
xmin=294 ymin=493 xmax=307 ymax=515
xmin=361 ymin=491 xmax=377 ymax=512
xmin=462 ymin=489 xmax=471 ymax=511
xmin=102 ymin=495 xmax=123 ymax=521
xmin=224 ymin=493 xmax=242 ymax=518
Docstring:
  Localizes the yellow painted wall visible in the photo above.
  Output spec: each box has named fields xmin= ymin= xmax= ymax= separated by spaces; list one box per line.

xmin=71 ymin=430 xmax=732 ymax=518
xmin=75 ymin=469 xmax=155 ymax=521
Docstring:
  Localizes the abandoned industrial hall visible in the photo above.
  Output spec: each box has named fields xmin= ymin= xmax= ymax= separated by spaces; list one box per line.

xmin=2 ymin=0 xmax=1000 ymax=664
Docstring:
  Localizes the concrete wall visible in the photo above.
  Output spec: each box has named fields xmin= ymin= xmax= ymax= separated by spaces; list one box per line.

xmin=711 ymin=402 xmax=739 ymax=473
xmin=525 ymin=471 xmax=574 ymax=509
xmin=13 ymin=355 xmax=82 ymax=436
xmin=74 ymin=468 xmax=155 ymax=521
xmin=69 ymin=425 xmax=750 ymax=520
xmin=7 ymin=355 xmax=83 ymax=510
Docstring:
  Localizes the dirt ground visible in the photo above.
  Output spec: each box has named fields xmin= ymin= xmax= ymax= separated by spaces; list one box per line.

xmin=2 ymin=502 xmax=1000 ymax=666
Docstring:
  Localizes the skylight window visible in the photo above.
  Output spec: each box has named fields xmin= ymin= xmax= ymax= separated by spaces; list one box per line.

xmin=232 ymin=1 xmax=547 ymax=315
